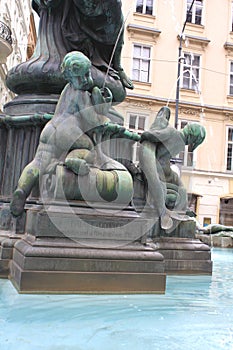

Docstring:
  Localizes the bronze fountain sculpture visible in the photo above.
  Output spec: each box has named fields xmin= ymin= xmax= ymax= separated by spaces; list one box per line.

xmin=0 ymin=0 xmax=212 ymax=293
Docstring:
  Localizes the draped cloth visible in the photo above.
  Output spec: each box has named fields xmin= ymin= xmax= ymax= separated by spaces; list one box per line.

xmin=7 ymin=0 xmax=126 ymax=102
xmin=61 ymin=0 xmax=124 ymax=76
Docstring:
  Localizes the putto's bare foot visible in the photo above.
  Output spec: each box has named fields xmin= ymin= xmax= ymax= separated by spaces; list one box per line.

xmin=160 ymin=210 xmax=173 ymax=230
xmin=10 ymin=189 xmax=27 ymax=217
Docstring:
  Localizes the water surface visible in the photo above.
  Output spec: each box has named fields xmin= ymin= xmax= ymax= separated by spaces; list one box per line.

xmin=0 ymin=248 xmax=233 ymax=350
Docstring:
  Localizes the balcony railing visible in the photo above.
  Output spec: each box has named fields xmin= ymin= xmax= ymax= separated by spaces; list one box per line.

xmin=0 ymin=20 xmax=12 ymax=45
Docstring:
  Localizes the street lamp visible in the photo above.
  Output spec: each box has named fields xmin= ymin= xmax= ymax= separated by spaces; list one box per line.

xmin=175 ymin=0 xmax=196 ymax=129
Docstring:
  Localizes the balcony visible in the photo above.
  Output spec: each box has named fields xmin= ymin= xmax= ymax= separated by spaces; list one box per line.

xmin=0 ymin=20 xmax=12 ymax=62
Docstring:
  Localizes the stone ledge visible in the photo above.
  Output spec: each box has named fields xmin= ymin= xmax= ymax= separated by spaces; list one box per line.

xmin=196 ymin=234 xmax=233 ymax=248
xmin=10 ymin=262 xmax=166 ymax=294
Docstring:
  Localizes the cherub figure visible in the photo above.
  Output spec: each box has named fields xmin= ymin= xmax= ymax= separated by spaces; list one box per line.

xmin=10 ymin=51 xmax=126 ymax=217
xmin=139 ymin=106 xmax=206 ymax=231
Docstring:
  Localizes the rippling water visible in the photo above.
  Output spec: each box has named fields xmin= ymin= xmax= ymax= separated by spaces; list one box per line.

xmin=0 ymin=248 xmax=233 ymax=350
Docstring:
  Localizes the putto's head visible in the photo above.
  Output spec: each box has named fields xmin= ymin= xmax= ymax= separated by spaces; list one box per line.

xmin=61 ymin=51 xmax=91 ymax=76
xmin=61 ymin=51 xmax=93 ymax=89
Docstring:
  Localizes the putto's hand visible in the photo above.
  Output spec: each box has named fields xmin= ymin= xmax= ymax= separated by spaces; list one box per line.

xmin=103 ymin=122 xmax=125 ymax=134
xmin=100 ymin=87 xmax=112 ymax=104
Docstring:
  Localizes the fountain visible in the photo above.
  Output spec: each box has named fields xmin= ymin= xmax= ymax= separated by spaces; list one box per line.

xmin=0 ymin=0 xmax=212 ymax=294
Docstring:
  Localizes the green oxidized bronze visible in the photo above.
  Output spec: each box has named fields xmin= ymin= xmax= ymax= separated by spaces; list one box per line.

xmin=10 ymin=51 xmax=135 ymax=216
xmin=10 ymin=50 xmax=206 ymax=234
xmin=139 ymin=106 xmax=206 ymax=231
xmin=8 ymin=1 xmax=206 ymax=235
xmin=6 ymin=0 xmax=133 ymax=102
xmin=1 ymin=1 xmax=212 ymax=293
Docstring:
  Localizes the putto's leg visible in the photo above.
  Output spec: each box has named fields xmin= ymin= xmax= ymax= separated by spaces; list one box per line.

xmin=10 ymin=162 xmax=40 ymax=217
xmin=10 ymin=189 xmax=27 ymax=217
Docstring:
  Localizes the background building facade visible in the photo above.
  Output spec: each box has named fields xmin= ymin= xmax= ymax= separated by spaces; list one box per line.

xmin=116 ymin=0 xmax=233 ymax=227
xmin=0 ymin=0 xmax=33 ymax=111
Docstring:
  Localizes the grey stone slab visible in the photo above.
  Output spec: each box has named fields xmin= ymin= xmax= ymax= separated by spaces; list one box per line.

xmin=154 ymin=237 xmax=212 ymax=274
xmin=13 ymin=237 xmax=163 ymax=260
xmin=9 ymin=224 xmax=166 ymax=293
xmin=158 ymin=249 xmax=211 ymax=261
xmin=165 ymin=259 xmax=212 ymax=274
xmin=26 ymin=206 xmax=152 ymax=244
xmin=12 ymin=236 xmax=164 ymax=273
xmin=10 ymin=261 xmax=166 ymax=294
xmin=155 ymin=237 xmax=211 ymax=251
xmin=212 ymin=236 xmax=233 ymax=248
xmin=0 ymin=260 xmax=9 ymax=277
xmin=14 ymin=254 xmax=164 ymax=273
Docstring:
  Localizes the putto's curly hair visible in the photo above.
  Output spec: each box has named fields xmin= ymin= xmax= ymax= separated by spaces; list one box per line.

xmin=61 ymin=51 xmax=91 ymax=79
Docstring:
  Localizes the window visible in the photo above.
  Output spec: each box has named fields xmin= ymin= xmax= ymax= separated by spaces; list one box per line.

xmin=227 ymin=127 xmax=233 ymax=170
xmin=127 ymin=113 xmax=147 ymax=163
xmin=203 ymin=217 xmax=211 ymax=226
xmin=179 ymin=121 xmax=195 ymax=167
xmin=187 ymin=193 xmax=199 ymax=214
xmin=230 ymin=62 xmax=233 ymax=95
xmin=181 ymin=53 xmax=201 ymax=91
xmin=136 ymin=0 xmax=153 ymax=15
xmin=132 ymin=44 xmax=151 ymax=83
xmin=186 ymin=0 xmax=203 ymax=25
xmin=129 ymin=114 xmax=146 ymax=132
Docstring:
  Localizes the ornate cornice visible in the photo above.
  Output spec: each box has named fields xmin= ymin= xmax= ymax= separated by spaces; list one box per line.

xmin=224 ymin=42 xmax=233 ymax=56
xmin=127 ymin=24 xmax=161 ymax=42
xmin=178 ymin=34 xmax=210 ymax=50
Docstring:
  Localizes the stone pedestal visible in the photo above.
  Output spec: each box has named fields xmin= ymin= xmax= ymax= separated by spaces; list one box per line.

xmin=154 ymin=237 xmax=212 ymax=274
xmin=9 ymin=204 xmax=166 ymax=293
xmin=0 ymin=231 xmax=21 ymax=277
xmin=0 ymin=203 xmax=26 ymax=277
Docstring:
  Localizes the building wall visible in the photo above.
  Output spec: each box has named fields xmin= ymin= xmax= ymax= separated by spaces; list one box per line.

xmin=119 ymin=0 xmax=233 ymax=226
xmin=0 ymin=0 xmax=32 ymax=111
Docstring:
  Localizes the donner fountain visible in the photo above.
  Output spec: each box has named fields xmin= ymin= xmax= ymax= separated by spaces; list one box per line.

xmin=0 ymin=0 xmax=212 ymax=293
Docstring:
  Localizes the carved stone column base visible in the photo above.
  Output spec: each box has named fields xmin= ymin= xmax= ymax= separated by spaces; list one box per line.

xmin=4 ymin=94 xmax=59 ymax=116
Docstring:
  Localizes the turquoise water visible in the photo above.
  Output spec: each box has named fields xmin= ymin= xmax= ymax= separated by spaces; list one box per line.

xmin=0 ymin=248 xmax=233 ymax=350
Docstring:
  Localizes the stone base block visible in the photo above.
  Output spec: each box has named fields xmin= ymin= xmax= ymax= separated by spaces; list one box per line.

xmin=196 ymin=233 xmax=233 ymax=248
xmin=195 ymin=233 xmax=211 ymax=246
xmin=0 ymin=261 xmax=10 ymax=278
xmin=25 ymin=204 xmax=154 ymax=246
xmin=9 ymin=233 xmax=166 ymax=293
xmin=10 ymin=266 xmax=166 ymax=294
xmin=154 ymin=237 xmax=212 ymax=274
xmin=211 ymin=236 xmax=233 ymax=248
xmin=0 ymin=231 xmax=21 ymax=277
